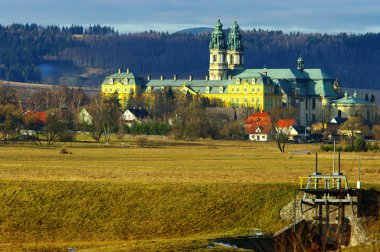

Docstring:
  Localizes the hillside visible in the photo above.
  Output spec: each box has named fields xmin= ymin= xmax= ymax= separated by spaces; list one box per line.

xmin=1 ymin=24 xmax=380 ymax=89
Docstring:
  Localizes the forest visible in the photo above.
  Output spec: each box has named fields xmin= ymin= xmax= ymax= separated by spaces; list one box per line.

xmin=0 ymin=24 xmax=380 ymax=89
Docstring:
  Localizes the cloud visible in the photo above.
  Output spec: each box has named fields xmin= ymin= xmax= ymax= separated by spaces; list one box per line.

xmin=0 ymin=0 xmax=379 ymax=33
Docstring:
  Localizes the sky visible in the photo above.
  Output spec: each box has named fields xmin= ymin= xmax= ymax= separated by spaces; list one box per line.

xmin=0 ymin=0 xmax=380 ymax=34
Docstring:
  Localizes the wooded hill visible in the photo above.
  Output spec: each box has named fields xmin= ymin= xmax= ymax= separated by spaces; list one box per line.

xmin=1 ymin=24 xmax=380 ymax=89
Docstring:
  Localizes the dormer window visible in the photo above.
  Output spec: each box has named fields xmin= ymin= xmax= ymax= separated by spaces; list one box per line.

xmin=206 ymin=86 xmax=210 ymax=94
xmin=109 ymin=78 xmax=114 ymax=84
xmin=252 ymin=78 xmax=256 ymax=84
xmin=147 ymin=86 xmax=152 ymax=92
xmin=161 ymin=86 xmax=165 ymax=91
xmin=236 ymin=78 xmax=241 ymax=84
xmin=219 ymin=86 xmax=223 ymax=94
xmin=124 ymin=78 xmax=129 ymax=84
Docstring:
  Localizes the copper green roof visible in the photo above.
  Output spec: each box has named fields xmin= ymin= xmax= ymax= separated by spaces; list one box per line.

xmin=227 ymin=19 xmax=243 ymax=51
xmin=209 ymin=18 xmax=227 ymax=50
xmin=333 ymin=96 xmax=371 ymax=105
xmin=232 ymin=68 xmax=334 ymax=80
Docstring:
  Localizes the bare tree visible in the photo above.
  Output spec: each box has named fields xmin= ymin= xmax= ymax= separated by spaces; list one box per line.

xmin=270 ymin=125 xmax=290 ymax=153
xmin=44 ymin=110 xmax=66 ymax=145
xmin=0 ymin=84 xmax=18 ymax=105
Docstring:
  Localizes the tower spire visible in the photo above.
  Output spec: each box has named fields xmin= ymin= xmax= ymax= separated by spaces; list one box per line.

xmin=209 ymin=18 xmax=228 ymax=80
xmin=227 ymin=18 xmax=244 ymax=70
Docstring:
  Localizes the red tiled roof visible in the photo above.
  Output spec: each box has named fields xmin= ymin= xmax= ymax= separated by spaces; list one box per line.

xmin=245 ymin=111 xmax=272 ymax=125
xmin=276 ymin=119 xmax=295 ymax=128
xmin=24 ymin=111 xmax=47 ymax=126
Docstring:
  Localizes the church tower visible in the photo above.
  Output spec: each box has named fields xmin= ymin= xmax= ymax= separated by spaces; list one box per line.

xmin=227 ymin=19 xmax=244 ymax=70
xmin=209 ymin=18 xmax=228 ymax=80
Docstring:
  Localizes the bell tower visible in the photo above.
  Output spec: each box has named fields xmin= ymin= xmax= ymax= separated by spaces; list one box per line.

xmin=209 ymin=18 xmax=228 ymax=80
xmin=297 ymin=56 xmax=305 ymax=71
xmin=227 ymin=19 xmax=244 ymax=70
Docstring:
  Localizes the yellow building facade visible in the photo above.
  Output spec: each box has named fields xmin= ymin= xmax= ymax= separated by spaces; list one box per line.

xmin=101 ymin=19 xmax=282 ymax=111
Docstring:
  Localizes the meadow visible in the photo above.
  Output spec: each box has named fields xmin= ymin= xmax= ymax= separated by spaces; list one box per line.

xmin=0 ymin=139 xmax=379 ymax=251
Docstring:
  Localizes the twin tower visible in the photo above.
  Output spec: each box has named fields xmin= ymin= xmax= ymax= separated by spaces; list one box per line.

xmin=209 ymin=18 xmax=244 ymax=80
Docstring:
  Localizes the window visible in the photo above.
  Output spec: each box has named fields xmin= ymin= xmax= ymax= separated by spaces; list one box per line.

xmin=125 ymin=88 xmax=127 ymax=92
xmin=236 ymin=78 xmax=241 ymax=84
xmin=231 ymin=88 xmax=234 ymax=93
xmin=257 ymin=98 xmax=260 ymax=102
xmin=110 ymin=88 xmax=113 ymax=92
xmin=105 ymin=88 xmax=108 ymax=92
xmin=252 ymin=78 xmax=256 ymax=84
xmin=236 ymin=98 xmax=239 ymax=102
xmin=130 ymin=88 xmax=133 ymax=93
xmin=230 ymin=54 xmax=233 ymax=64
xmin=305 ymin=98 xmax=309 ymax=109
xmin=219 ymin=86 xmax=223 ymax=93
xmin=124 ymin=78 xmax=129 ymax=84
xmin=109 ymin=78 xmax=113 ymax=84
xmin=236 ymin=88 xmax=240 ymax=93
xmin=206 ymin=86 xmax=210 ymax=94
xmin=213 ymin=55 xmax=217 ymax=62
xmin=312 ymin=98 xmax=316 ymax=110
xmin=312 ymin=113 xmax=316 ymax=122
xmin=257 ymin=88 xmax=260 ymax=93
xmin=244 ymin=88 xmax=247 ymax=93
xmin=252 ymin=88 xmax=255 ymax=93
xmin=117 ymin=88 xmax=120 ymax=92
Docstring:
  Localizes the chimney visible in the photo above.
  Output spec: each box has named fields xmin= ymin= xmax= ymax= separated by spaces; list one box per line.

xmin=228 ymin=75 xmax=232 ymax=80
xmin=118 ymin=68 xmax=121 ymax=74
xmin=173 ymin=74 xmax=177 ymax=81
xmin=147 ymin=75 xmax=151 ymax=81
xmin=189 ymin=75 xmax=193 ymax=81
xmin=160 ymin=75 xmax=164 ymax=81
xmin=126 ymin=68 xmax=130 ymax=74
xmin=205 ymin=75 xmax=209 ymax=81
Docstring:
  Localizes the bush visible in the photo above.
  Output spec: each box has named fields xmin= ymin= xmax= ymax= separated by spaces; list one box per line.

xmin=58 ymin=131 xmax=76 ymax=142
xmin=353 ymin=137 xmax=367 ymax=152
xmin=344 ymin=145 xmax=353 ymax=152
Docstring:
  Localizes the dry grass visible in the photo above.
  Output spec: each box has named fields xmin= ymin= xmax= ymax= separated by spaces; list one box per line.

xmin=0 ymin=141 xmax=378 ymax=184
xmin=0 ymin=140 xmax=378 ymax=251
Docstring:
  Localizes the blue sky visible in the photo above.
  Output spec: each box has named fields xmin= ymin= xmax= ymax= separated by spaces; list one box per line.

xmin=0 ymin=0 xmax=379 ymax=33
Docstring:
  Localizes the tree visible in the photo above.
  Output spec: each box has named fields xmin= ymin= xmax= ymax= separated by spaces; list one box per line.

xmin=365 ymin=93 xmax=369 ymax=101
xmin=0 ymin=104 xmax=23 ymax=143
xmin=339 ymin=116 xmax=370 ymax=149
xmin=0 ymin=85 xmax=18 ymax=105
xmin=172 ymin=96 xmax=211 ymax=140
xmin=45 ymin=111 xmax=66 ymax=145
xmin=84 ymin=94 xmax=121 ymax=142
xmin=270 ymin=125 xmax=290 ymax=153
xmin=370 ymin=94 xmax=376 ymax=103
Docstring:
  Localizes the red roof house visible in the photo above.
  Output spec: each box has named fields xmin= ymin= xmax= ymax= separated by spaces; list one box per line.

xmin=245 ymin=111 xmax=272 ymax=141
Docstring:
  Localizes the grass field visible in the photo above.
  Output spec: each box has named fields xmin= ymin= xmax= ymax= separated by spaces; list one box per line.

xmin=0 ymin=139 xmax=379 ymax=251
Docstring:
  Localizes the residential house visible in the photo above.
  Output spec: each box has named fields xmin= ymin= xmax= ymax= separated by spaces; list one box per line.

xmin=245 ymin=111 xmax=272 ymax=141
xmin=78 ymin=108 xmax=93 ymax=125
xmin=122 ymin=107 xmax=149 ymax=126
